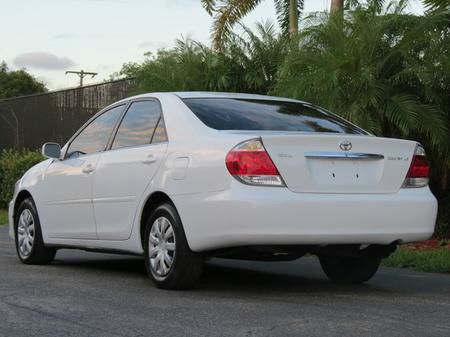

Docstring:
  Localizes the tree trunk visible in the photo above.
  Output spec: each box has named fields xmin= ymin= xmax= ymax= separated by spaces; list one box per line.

xmin=330 ymin=0 xmax=344 ymax=15
xmin=289 ymin=0 xmax=299 ymax=35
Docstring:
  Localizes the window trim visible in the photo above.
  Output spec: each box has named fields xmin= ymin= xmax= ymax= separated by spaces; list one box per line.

xmin=107 ymin=97 xmax=168 ymax=151
xmin=63 ymin=102 xmax=129 ymax=159
xmin=149 ymin=114 xmax=168 ymax=144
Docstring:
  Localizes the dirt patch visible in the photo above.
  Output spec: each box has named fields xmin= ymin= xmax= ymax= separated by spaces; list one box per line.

xmin=404 ymin=239 xmax=450 ymax=251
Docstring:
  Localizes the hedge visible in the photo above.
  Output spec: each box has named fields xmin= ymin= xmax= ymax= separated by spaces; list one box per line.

xmin=0 ymin=149 xmax=43 ymax=208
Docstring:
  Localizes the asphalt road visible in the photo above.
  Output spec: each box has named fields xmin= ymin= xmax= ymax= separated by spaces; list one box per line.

xmin=1 ymin=225 xmax=449 ymax=337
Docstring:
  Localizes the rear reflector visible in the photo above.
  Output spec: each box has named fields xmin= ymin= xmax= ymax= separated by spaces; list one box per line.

xmin=402 ymin=144 xmax=429 ymax=188
xmin=225 ymin=139 xmax=285 ymax=186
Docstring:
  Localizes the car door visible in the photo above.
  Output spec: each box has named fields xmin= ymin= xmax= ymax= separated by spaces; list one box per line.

xmin=41 ymin=104 xmax=125 ymax=239
xmin=93 ymin=99 xmax=168 ymax=240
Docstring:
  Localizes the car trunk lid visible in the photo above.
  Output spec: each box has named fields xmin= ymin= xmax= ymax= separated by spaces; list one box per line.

xmin=259 ymin=134 xmax=416 ymax=194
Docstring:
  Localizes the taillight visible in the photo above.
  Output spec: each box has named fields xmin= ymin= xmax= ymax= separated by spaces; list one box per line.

xmin=225 ymin=139 xmax=285 ymax=186
xmin=402 ymin=144 xmax=429 ymax=188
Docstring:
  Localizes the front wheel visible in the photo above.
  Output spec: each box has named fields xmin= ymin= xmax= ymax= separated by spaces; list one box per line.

xmin=14 ymin=198 xmax=56 ymax=265
xmin=143 ymin=203 xmax=203 ymax=289
xmin=319 ymin=255 xmax=381 ymax=284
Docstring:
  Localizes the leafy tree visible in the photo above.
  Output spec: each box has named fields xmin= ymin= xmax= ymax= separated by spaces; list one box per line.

xmin=0 ymin=62 xmax=47 ymax=98
xmin=201 ymin=0 xmax=303 ymax=49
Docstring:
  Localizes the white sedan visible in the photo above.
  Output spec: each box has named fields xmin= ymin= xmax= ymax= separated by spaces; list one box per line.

xmin=8 ymin=92 xmax=438 ymax=289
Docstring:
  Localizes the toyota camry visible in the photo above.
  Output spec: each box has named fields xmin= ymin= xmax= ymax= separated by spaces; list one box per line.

xmin=8 ymin=92 xmax=438 ymax=289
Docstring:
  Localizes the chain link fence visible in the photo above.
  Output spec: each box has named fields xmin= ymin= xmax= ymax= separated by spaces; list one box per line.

xmin=0 ymin=78 xmax=136 ymax=151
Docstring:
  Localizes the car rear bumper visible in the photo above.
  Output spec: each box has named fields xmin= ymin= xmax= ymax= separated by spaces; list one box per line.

xmin=173 ymin=183 xmax=438 ymax=252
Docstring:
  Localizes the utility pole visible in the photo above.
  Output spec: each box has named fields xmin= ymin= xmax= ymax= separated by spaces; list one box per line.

xmin=65 ymin=70 xmax=98 ymax=87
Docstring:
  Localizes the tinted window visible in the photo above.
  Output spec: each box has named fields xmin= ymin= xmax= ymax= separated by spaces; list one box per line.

xmin=67 ymin=105 xmax=123 ymax=157
xmin=112 ymin=101 xmax=161 ymax=150
xmin=151 ymin=116 xmax=168 ymax=143
xmin=183 ymin=98 xmax=366 ymax=134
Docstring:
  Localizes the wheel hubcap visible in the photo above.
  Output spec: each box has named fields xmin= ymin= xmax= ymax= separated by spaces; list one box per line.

xmin=149 ymin=216 xmax=176 ymax=277
xmin=17 ymin=209 xmax=35 ymax=258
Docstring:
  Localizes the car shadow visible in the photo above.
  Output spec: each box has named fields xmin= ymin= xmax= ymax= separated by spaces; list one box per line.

xmin=51 ymin=253 xmax=146 ymax=276
xmin=48 ymin=253 xmax=391 ymax=295
xmin=200 ymin=260 xmax=392 ymax=296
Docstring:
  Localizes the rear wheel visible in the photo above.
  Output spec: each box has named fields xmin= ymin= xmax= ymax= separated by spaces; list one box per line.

xmin=319 ymin=255 xmax=381 ymax=284
xmin=143 ymin=203 xmax=203 ymax=289
xmin=14 ymin=198 xmax=56 ymax=265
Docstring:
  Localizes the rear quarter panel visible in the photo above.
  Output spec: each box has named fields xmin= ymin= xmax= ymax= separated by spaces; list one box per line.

xmin=151 ymin=94 xmax=251 ymax=196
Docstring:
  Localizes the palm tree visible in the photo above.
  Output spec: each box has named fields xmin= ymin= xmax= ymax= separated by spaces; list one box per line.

xmin=423 ymin=0 xmax=450 ymax=9
xmin=330 ymin=0 xmax=344 ymax=15
xmin=119 ymin=22 xmax=287 ymax=94
xmin=274 ymin=1 xmax=448 ymax=146
xmin=201 ymin=0 xmax=303 ymax=50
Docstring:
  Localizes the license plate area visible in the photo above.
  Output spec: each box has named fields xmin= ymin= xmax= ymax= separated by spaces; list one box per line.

xmin=306 ymin=158 xmax=384 ymax=186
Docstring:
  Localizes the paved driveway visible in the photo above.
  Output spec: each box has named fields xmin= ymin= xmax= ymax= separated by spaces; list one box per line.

xmin=1 ymin=225 xmax=449 ymax=337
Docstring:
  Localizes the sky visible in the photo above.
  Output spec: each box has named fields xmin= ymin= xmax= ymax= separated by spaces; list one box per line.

xmin=1 ymin=0 xmax=425 ymax=91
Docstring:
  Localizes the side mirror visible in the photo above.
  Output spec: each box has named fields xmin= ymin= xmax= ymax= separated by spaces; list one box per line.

xmin=42 ymin=143 xmax=61 ymax=159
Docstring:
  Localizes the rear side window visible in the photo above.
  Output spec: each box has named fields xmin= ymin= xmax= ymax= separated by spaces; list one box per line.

xmin=151 ymin=116 xmax=168 ymax=143
xmin=183 ymin=98 xmax=366 ymax=134
xmin=112 ymin=100 xmax=162 ymax=150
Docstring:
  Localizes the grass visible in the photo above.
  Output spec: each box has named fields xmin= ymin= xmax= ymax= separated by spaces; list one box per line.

xmin=383 ymin=247 xmax=450 ymax=273
xmin=0 ymin=209 xmax=7 ymax=225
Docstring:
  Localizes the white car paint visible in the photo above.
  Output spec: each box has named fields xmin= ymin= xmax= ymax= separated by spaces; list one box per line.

xmin=9 ymin=92 xmax=438 ymax=255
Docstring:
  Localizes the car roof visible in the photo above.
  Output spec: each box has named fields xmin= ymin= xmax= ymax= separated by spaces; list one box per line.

xmin=173 ymin=91 xmax=302 ymax=102
xmin=124 ymin=91 xmax=305 ymax=103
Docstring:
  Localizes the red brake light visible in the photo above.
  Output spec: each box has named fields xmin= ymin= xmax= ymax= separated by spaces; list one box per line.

xmin=226 ymin=151 xmax=279 ymax=176
xmin=402 ymin=144 xmax=429 ymax=188
xmin=407 ymin=155 xmax=429 ymax=178
xmin=225 ymin=139 xmax=285 ymax=186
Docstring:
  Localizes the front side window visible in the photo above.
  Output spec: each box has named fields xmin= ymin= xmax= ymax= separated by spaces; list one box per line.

xmin=66 ymin=105 xmax=124 ymax=158
xmin=111 ymin=100 xmax=163 ymax=150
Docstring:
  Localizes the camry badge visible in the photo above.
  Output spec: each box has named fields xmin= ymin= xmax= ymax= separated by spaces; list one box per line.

xmin=339 ymin=140 xmax=352 ymax=151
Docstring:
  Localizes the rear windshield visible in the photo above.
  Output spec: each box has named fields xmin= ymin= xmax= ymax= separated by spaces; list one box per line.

xmin=183 ymin=98 xmax=366 ymax=134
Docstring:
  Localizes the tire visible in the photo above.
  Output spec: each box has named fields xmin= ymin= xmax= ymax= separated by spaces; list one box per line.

xmin=14 ymin=198 xmax=56 ymax=265
xmin=319 ymin=255 xmax=381 ymax=284
xmin=143 ymin=203 xmax=203 ymax=289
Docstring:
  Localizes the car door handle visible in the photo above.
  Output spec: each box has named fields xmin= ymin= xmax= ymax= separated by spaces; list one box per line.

xmin=82 ymin=164 xmax=95 ymax=174
xmin=142 ymin=154 xmax=156 ymax=165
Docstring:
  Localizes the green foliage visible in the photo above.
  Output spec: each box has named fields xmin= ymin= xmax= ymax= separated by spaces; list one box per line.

xmin=0 ymin=62 xmax=47 ymax=98
xmin=274 ymin=0 xmax=304 ymax=35
xmin=201 ymin=0 xmax=302 ymax=49
xmin=435 ymin=194 xmax=449 ymax=238
xmin=0 ymin=149 xmax=43 ymax=208
xmin=383 ymin=247 xmax=450 ymax=273
xmin=423 ymin=0 xmax=450 ymax=10
xmin=0 ymin=209 xmax=7 ymax=225
xmin=120 ymin=21 xmax=288 ymax=95
xmin=274 ymin=3 xmax=448 ymax=146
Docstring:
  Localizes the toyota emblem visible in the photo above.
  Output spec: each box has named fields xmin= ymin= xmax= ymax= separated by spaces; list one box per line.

xmin=339 ymin=140 xmax=352 ymax=151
